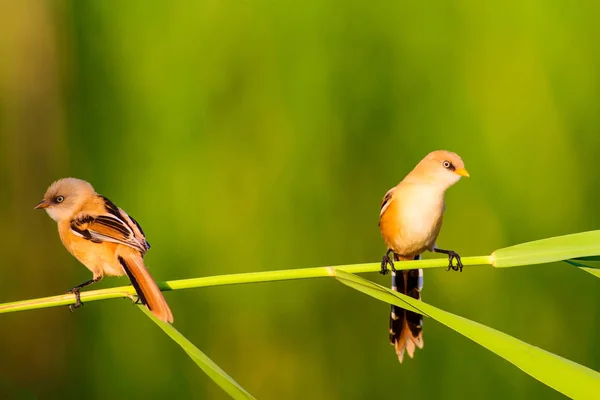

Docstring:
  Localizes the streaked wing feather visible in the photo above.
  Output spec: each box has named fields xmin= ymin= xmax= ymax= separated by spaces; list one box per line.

xmin=121 ymin=212 xmax=150 ymax=251
xmin=379 ymin=188 xmax=395 ymax=225
xmin=92 ymin=215 xmax=132 ymax=239
xmin=71 ymin=213 xmax=146 ymax=253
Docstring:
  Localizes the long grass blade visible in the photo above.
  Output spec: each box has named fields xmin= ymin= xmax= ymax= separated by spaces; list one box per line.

xmin=492 ymin=230 xmax=600 ymax=268
xmin=1 ymin=231 xmax=599 ymax=315
xmin=0 ymin=257 xmax=491 ymax=314
xmin=330 ymin=269 xmax=600 ymax=399
xmin=138 ymin=306 xmax=256 ymax=400
xmin=564 ymin=259 xmax=600 ymax=278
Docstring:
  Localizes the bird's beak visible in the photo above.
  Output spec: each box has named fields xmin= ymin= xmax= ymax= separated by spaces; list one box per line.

xmin=34 ymin=200 xmax=49 ymax=209
xmin=454 ymin=168 xmax=470 ymax=178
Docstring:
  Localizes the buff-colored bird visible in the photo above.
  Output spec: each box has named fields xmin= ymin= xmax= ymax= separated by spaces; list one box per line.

xmin=35 ymin=178 xmax=173 ymax=323
xmin=378 ymin=150 xmax=469 ymax=362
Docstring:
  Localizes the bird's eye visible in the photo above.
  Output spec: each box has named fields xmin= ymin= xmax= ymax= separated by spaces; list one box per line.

xmin=56 ymin=196 xmax=64 ymax=203
xmin=442 ymin=160 xmax=451 ymax=169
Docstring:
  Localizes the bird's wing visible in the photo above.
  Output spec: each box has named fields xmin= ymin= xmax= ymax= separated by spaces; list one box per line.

xmin=70 ymin=213 xmax=148 ymax=254
xmin=379 ymin=187 xmax=395 ymax=220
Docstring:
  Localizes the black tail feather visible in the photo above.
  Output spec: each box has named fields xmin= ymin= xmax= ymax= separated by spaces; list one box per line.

xmin=118 ymin=256 xmax=149 ymax=307
xmin=389 ymin=254 xmax=424 ymax=362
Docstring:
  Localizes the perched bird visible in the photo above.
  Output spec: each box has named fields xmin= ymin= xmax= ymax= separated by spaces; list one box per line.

xmin=378 ymin=150 xmax=469 ymax=362
xmin=35 ymin=178 xmax=173 ymax=323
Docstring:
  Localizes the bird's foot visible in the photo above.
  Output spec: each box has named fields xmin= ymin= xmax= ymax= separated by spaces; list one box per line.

xmin=122 ymin=294 xmax=139 ymax=305
xmin=65 ymin=277 xmax=102 ymax=313
xmin=66 ymin=288 xmax=83 ymax=312
xmin=446 ymin=251 xmax=463 ymax=272
xmin=380 ymin=251 xmax=396 ymax=275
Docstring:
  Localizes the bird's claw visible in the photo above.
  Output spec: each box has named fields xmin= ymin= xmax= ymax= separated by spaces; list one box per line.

xmin=446 ymin=251 xmax=463 ymax=272
xmin=67 ymin=288 xmax=83 ymax=312
xmin=380 ymin=252 xmax=396 ymax=275
xmin=123 ymin=294 xmax=140 ymax=305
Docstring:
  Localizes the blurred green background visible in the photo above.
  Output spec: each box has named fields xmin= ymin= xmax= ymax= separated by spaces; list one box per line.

xmin=1 ymin=1 xmax=599 ymax=399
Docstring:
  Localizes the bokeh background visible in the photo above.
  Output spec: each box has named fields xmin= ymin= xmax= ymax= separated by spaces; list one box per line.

xmin=1 ymin=1 xmax=599 ymax=399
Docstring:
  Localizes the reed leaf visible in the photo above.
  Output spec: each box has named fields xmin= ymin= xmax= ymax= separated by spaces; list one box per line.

xmin=331 ymin=269 xmax=600 ymax=399
xmin=0 ymin=257 xmax=492 ymax=315
xmin=564 ymin=259 xmax=600 ymax=278
xmin=139 ymin=306 xmax=256 ymax=400
xmin=2 ymin=228 xmax=600 ymax=314
xmin=492 ymin=230 xmax=600 ymax=268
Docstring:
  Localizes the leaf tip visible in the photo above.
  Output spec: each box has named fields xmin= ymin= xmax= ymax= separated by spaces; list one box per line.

xmin=489 ymin=252 xmax=497 ymax=267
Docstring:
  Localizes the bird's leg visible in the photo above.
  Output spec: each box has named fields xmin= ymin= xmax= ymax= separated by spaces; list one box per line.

xmin=123 ymin=293 xmax=142 ymax=305
xmin=380 ymin=249 xmax=397 ymax=275
xmin=67 ymin=276 xmax=102 ymax=312
xmin=433 ymin=248 xmax=463 ymax=272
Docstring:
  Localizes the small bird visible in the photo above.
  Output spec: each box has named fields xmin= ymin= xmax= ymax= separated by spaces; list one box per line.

xmin=378 ymin=150 xmax=469 ymax=362
xmin=35 ymin=178 xmax=173 ymax=323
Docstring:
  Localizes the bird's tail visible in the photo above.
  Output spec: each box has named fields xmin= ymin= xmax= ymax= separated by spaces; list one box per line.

xmin=389 ymin=254 xmax=423 ymax=363
xmin=118 ymin=254 xmax=173 ymax=323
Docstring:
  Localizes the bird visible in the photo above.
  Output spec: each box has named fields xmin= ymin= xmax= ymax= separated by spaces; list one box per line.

xmin=35 ymin=178 xmax=173 ymax=323
xmin=378 ymin=150 xmax=469 ymax=362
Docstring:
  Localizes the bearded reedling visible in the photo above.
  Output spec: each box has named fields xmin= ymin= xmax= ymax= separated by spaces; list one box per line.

xmin=35 ymin=178 xmax=173 ymax=323
xmin=379 ymin=151 xmax=469 ymax=362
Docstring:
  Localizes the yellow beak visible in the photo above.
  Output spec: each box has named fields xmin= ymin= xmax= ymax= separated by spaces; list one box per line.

xmin=34 ymin=200 xmax=49 ymax=209
xmin=454 ymin=168 xmax=470 ymax=178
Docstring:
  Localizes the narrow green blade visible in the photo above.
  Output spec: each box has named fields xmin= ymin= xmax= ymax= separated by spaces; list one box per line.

xmin=139 ymin=306 xmax=256 ymax=400
xmin=331 ymin=269 xmax=600 ymax=399
xmin=580 ymin=268 xmax=600 ymax=278
xmin=572 ymin=256 xmax=600 ymax=262
xmin=492 ymin=230 xmax=600 ymax=268
xmin=564 ymin=259 xmax=600 ymax=278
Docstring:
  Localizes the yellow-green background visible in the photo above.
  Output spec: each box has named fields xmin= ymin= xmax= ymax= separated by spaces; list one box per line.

xmin=1 ymin=1 xmax=599 ymax=399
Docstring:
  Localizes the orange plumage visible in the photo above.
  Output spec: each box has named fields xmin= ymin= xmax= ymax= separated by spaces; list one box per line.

xmin=36 ymin=178 xmax=173 ymax=323
xmin=379 ymin=150 xmax=469 ymax=362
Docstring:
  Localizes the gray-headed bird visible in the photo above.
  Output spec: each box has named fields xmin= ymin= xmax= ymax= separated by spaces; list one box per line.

xmin=35 ymin=178 xmax=173 ymax=323
xmin=378 ymin=150 xmax=469 ymax=362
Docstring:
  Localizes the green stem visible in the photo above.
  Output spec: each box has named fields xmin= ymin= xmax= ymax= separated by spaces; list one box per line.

xmin=0 ymin=255 xmax=492 ymax=315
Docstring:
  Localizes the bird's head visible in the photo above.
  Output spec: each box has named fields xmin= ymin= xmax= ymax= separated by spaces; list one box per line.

xmin=34 ymin=178 xmax=96 ymax=222
xmin=410 ymin=150 xmax=469 ymax=189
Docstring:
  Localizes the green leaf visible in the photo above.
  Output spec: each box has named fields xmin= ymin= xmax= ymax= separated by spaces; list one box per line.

xmin=572 ymin=256 xmax=600 ymax=262
xmin=330 ymin=269 xmax=600 ymax=399
xmin=0 ymin=257 xmax=492 ymax=315
xmin=138 ymin=306 xmax=256 ymax=400
xmin=492 ymin=230 xmax=600 ymax=267
xmin=564 ymin=259 xmax=600 ymax=278
xmin=578 ymin=267 xmax=600 ymax=278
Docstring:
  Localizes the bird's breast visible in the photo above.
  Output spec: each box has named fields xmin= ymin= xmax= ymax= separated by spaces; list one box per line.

xmin=58 ymin=223 xmax=124 ymax=276
xmin=380 ymin=186 xmax=445 ymax=255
